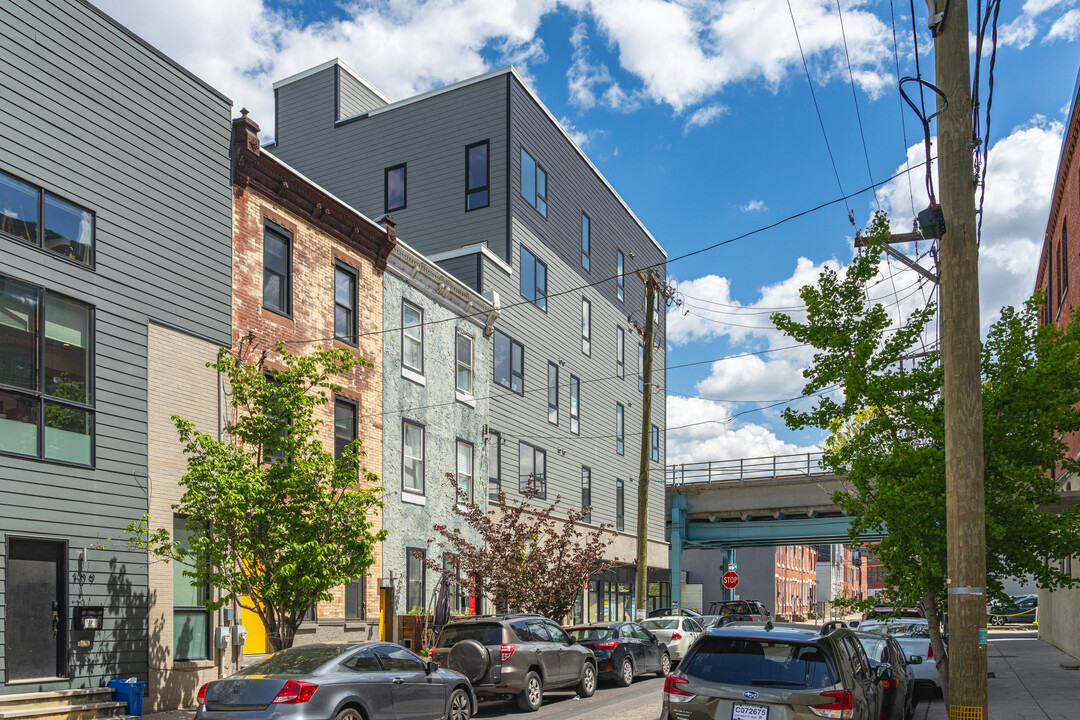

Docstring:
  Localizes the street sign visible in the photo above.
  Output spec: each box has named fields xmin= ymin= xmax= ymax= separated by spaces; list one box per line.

xmin=722 ymin=571 xmax=740 ymax=590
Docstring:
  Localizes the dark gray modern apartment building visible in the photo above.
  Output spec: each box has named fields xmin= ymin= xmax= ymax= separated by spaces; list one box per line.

xmin=270 ymin=60 xmax=669 ymax=620
xmin=0 ymin=0 xmax=232 ymax=689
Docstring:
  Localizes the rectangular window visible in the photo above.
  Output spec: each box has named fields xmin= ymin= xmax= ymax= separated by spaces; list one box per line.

xmin=581 ymin=298 xmax=591 ymax=355
xmin=581 ymin=467 xmax=592 ymax=523
xmin=616 ymin=250 xmax=625 ymax=302
xmin=519 ymin=245 xmax=547 ymax=310
xmin=402 ymin=301 xmax=423 ymax=375
xmin=403 ymin=420 xmax=424 ymax=494
xmin=173 ymin=516 xmax=209 ymax=661
xmin=616 ymin=403 xmax=625 ymax=455
xmin=1061 ymin=223 xmax=1069 ymax=307
xmin=0 ymin=276 xmax=94 ymax=465
xmin=456 ymin=331 xmax=474 ymax=398
xmin=616 ymin=479 xmax=625 ymax=532
xmin=263 ymin=221 xmax=292 ymax=315
xmin=262 ymin=371 xmax=289 ymax=463
xmin=616 ymin=327 xmax=625 ymax=379
xmin=385 ymin=163 xmax=406 ymax=213
xmin=651 ymin=425 xmax=659 ymax=462
xmin=1 ymin=169 xmax=94 ymax=267
xmin=520 ymin=148 xmax=547 ymax=217
xmin=638 ymin=344 xmax=645 ymax=393
xmin=345 ymin=576 xmax=366 ymax=619
xmin=406 ymin=548 xmax=425 ymax=612
xmin=547 ymin=362 xmax=559 ymax=425
xmin=581 ymin=214 xmax=591 ymax=271
xmin=334 ymin=397 xmax=357 ymax=462
xmin=518 ymin=442 xmax=547 ymax=497
xmin=456 ymin=439 xmax=474 ymax=502
xmin=493 ymin=330 xmax=524 ymax=394
xmin=334 ymin=262 xmax=358 ymax=344
xmin=570 ymin=374 xmax=580 ymax=435
xmin=489 ymin=430 xmax=502 ymax=499
xmin=466 ymin=141 xmax=489 ymax=210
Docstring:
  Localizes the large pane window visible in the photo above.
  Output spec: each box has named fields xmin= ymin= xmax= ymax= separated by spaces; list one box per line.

xmin=345 ymin=576 xmax=366 ymax=619
xmin=0 ymin=276 xmax=94 ymax=465
xmin=456 ymin=439 xmax=474 ymax=502
xmin=385 ymin=164 xmax=406 ymax=213
xmin=519 ymin=245 xmax=547 ymax=310
xmin=616 ymin=479 xmax=625 ymax=532
xmin=334 ymin=263 xmax=358 ymax=344
xmin=616 ymin=327 xmax=625 ymax=379
xmin=334 ymin=397 xmax=357 ymax=461
xmin=466 ymin=141 xmax=489 ymax=210
xmin=406 ymin=549 xmax=425 ymax=612
xmin=520 ymin=148 xmax=547 ymax=217
xmin=402 ymin=302 xmax=423 ymax=375
xmin=173 ymin=517 xmax=209 ymax=661
xmin=547 ymin=362 xmax=559 ymax=425
xmin=581 ymin=298 xmax=591 ymax=355
xmin=1 ymin=170 xmax=93 ymax=266
xmin=570 ymin=375 xmax=580 ymax=435
xmin=581 ymin=214 xmax=591 ymax=271
xmin=519 ymin=442 xmax=546 ymax=497
xmin=581 ymin=467 xmax=591 ymax=523
xmin=488 ymin=430 xmax=503 ymax=499
xmin=403 ymin=420 xmax=425 ymax=494
xmin=493 ymin=330 xmax=524 ymax=394
xmin=616 ymin=250 xmax=625 ymax=302
xmin=263 ymin=221 xmax=292 ymax=315
xmin=456 ymin=332 xmax=473 ymax=397
xmin=651 ymin=425 xmax=660 ymax=462
xmin=616 ymin=403 xmax=625 ymax=455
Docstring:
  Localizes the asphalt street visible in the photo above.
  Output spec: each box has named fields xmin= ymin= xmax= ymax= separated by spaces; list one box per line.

xmin=475 ymin=675 xmax=665 ymax=720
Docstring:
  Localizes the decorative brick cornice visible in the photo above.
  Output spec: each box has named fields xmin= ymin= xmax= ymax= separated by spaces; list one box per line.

xmin=232 ymin=109 xmax=396 ymax=269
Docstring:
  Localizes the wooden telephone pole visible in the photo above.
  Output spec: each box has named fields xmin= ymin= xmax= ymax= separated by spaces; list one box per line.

xmin=934 ymin=0 xmax=988 ymax=715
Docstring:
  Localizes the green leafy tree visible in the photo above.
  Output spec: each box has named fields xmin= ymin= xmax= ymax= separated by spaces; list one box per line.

xmin=129 ymin=337 xmax=385 ymax=650
xmin=773 ymin=212 xmax=1080 ymax=702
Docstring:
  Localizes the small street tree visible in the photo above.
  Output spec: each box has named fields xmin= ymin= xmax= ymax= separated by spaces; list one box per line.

xmin=772 ymin=213 xmax=1080 ymax=703
xmin=423 ymin=474 xmax=624 ymax=622
xmin=129 ymin=336 xmax=385 ymax=650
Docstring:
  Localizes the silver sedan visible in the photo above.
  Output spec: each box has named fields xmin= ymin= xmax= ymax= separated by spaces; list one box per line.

xmin=639 ymin=616 xmax=703 ymax=661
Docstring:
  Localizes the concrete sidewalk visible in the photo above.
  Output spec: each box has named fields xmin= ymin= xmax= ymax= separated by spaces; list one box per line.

xmin=918 ymin=630 xmax=1080 ymax=720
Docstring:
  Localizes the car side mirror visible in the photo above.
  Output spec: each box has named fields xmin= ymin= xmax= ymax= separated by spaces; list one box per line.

xmin=907 ymin=655 xmax=924 ymax=665
xmin=566 ymin=635 xmax=576 ymax=645
xmin=426 ymin=661 xmax=438 ymax=674
xmin=848 ymin=621 xmax=860 ymax=629
xmin=874 ymin=662 xmax=891 ymax=679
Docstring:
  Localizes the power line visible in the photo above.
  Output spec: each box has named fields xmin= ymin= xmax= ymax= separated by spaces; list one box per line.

xmin=836 ymin=0 xmax=880 ymax=211
xmin=889 ymin=0 xmax=918 ymax=219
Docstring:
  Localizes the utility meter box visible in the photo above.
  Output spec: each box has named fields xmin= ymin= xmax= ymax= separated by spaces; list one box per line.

xmin=74 ymin=606 xmax=104 ymax=631
xmin=214 ymin=626 xmax=231 ymax=649
xmin=221 ymin=607 xmax=235 ymax=624
xmin=232 ymin=625 xmax=248 ymax=646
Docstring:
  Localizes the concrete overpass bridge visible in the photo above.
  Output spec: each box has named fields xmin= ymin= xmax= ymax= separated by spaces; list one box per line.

xmin=665 ymin=452 xmax=886 ymax=607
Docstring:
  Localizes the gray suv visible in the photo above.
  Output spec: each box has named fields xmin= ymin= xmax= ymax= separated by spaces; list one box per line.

xmin=430 ymin=613 xmax=597 ymax=711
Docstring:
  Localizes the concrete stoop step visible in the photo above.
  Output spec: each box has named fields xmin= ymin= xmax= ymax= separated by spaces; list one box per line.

xmin=0 ymin=689 xmax=132 ymax=720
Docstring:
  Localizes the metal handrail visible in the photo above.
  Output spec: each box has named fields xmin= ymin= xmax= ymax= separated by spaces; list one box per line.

xmin=666 ymin=451 xmax=828 ymax=486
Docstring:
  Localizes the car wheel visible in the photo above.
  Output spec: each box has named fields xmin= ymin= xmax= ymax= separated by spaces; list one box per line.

xmin=515 ymin=671 xmax=543 ymax=712
xmin=576 ymin=662 xmax=596 ymax=698
xmin=615 ymin=657 xmax=634 ymax=687
xmin=990 ymin=615 xmax=1005 ymax=626
xmin=335 ymin=708 xmax=362 ymax=720
xmin=656 ymin=653 xmax=671 ymax=678
xmin=446 ymin=688 xmax=471 ymax=720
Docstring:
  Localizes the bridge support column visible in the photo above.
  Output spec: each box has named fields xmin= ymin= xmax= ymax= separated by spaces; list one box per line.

xmin=670 ymin=493 xmax=686 ymax=610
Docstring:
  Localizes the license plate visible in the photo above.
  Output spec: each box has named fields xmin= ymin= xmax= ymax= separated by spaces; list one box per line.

xmin=731 ymin=703 xmax=768 ymax=720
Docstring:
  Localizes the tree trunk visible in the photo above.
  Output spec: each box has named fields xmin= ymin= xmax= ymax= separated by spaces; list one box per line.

xmin=923 ymin=592 xmax=949 ymax=707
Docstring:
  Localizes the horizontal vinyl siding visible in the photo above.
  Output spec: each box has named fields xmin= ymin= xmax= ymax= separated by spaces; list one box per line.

xmin=273 ymin=71 xmax=508 ymax=265
xmin=337 ymin=67 xmax=388 ymax=118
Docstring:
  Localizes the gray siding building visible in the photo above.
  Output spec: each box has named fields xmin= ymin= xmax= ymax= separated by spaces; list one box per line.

xmin=270 ymin=59 xmax=669 ymax=620
xmin=0 ymin=0 xmax=232 ymax=690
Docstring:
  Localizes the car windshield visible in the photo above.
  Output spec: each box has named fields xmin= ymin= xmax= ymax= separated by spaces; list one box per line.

xmin=568 ymin=627 xmax=616 ymax=641
xmin=714 ymin=602 xmax=752 ymax=616
xmin=236 ymin=645 xmax=348 ymax=675
xmin=642 ymin=619 xmax=678 ymax=630
xmin=681 ymin=637 xmax=837 ymax=689
xmin=436 ymin=623 xmax=502 ymax=647
xmin=860 ymin=622 xmax=930 ymax=638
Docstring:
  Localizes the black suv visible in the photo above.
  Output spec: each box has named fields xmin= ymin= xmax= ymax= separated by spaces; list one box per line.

xmin=430 ymin=613 xmax=597 ymax=711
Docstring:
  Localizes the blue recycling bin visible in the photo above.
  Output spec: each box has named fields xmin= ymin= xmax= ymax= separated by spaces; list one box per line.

xmin=108 ymin=680 xmax=145 ymax=716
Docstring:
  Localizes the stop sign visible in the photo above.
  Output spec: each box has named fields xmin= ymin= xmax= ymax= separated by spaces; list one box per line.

xmin=722 ymin=571 xmax=740 ymax=589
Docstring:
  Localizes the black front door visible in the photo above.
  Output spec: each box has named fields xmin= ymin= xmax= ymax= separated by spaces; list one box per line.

xmin=6 ymin=538 xmax=67 ymax=681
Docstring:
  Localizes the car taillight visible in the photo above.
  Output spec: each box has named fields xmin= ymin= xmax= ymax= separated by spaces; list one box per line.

xmin=594 ymin=640 xmax=620 ymax=650
xmin=662 ymin=676 xmax=695 ymax=703
xmin=271 ymin=680 xmax=319 ymax=704
xmin=671 ymin=632 xmax=683 ymax=640
xmin=927 ymin=642 xmax=934 ymax=659
xmin=196 ymin=684 xmax=208 ymax=706
xmin=501 ymin=643 xmax=515 ymax=661
xmin=747 ymin=616 xmax=754 ymax=621
xmin=810 ymin=690 xmax=853 ymax=719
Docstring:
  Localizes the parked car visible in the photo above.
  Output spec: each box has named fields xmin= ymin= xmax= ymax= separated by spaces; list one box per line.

xmin=707 ymin=600 xmax=773 ymax=626
xmin=660 ymin=623 xmax=884 ymax=720
xmin=640 ymin=616 xmax=704 ymax=662
xmin=856 ymin=630 xmax=918 ymax=720
xmin=987 ymin=595 xmax=1037 ymax=625
xmin=566 ymin=622 xmax=671 ymax=685
xmin=862 ymin=605 xmax=925 ymax=621
xmin=429 ymin=613 xmax=596 ymax=712
xmin=857 ymin=619 xmax=940 ymax=698
xmin=195 ymin=641 xmax=476 ymax=720
xmin=648 ymin=607 xmax=703 ymax=618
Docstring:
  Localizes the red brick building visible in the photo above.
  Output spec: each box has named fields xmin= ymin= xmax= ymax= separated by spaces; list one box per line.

xmin=774 ymin=545 xmax=818 ymax=620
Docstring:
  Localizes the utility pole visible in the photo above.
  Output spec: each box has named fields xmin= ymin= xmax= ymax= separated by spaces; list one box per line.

xmin=634 ymin=271 xmax=659 ymax=621
xmin=934 ymin=0 xmax=987 ymax=715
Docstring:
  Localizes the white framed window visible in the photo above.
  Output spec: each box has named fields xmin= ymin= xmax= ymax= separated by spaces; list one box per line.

xmin=456 ymin=439 xmax=474 ymax=503
xmin=456 ymin=331 xmax=474 ymax=399
xmin=402 ymin=301 xmax=423 ymax=378
xmin=403 ymin=420 xmax=425 ymax=494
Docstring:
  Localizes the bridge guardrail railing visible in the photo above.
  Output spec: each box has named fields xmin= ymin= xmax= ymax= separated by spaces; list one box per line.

xmin=666 ymin=451 xmax=828 ymax=486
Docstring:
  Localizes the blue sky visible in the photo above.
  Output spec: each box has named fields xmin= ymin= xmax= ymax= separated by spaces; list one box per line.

xmin=100 ymin=0 xmax=1080 ymax=463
